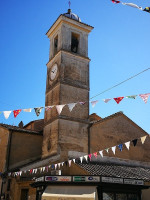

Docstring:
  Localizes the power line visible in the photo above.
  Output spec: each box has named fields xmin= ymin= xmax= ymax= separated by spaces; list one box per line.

xmin=90 ymin=68 xmax=150 ymax=100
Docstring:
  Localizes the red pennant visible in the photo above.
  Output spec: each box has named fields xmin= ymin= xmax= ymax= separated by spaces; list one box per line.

xmin=114 ymin=97 xmax=124 ymax=104
xmin=93 ymin=152 xmax=97 ymax=158
xmin=88 ymin=154 xmax=92 ymax=161
xmin=13 ymin=109 xmax=22 ymax=118
xmin=111 ymin=0 xmax=120 ymax=3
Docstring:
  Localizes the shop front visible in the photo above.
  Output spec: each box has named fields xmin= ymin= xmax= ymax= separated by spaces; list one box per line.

xmin=32 ymin=176 xmax=149 ymax=200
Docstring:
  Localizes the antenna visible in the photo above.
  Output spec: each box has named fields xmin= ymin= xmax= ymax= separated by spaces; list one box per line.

xmin=68 ymin=1 xmax=71 ymax=9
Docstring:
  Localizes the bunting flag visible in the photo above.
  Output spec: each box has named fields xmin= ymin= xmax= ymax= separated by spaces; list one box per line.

xmin=88 ymin=154 xmax=92 ymax=161
xmin=56 ymin=105 xmax=65 ymax=115
xmin=139 ymin=93 xmax=150 ymax=104
xmin=45 ymin=106 xmax=54 ymax=111
xmin=84 ymin=155 xmax=88 ymax=162
xmin=105 ymin=148 xmax=109 ymax=153
xmin=69 ymin=160 xmax=72 ymax=167
xmin=111 ymin=0 xmax=120 ymax=3
xmin=3 ymin=111 xmax=12 ymax=119
xmin=61 ymin=162 xmax=64 ymax=167
xmin=68 ymin=103 xmax=77 ymax=112
xmin=132 ymin=139 xmax=138 ymax=146
xmin=80 ymin=157 xmax=83 ymax=163
xmin=99 ymin=151 xmax=103 ymax=157
xmin=125 ymin=141 xmax=130 ymax=150
xmin=91 ymin=100 xmax=99 ymax=108
xmin=23 ymin=108 xmax=32 ymax=112
xmin=13 ymin=109 xmax=22 ymax=118
xmin=103 ymin=98 xmax=111 ymax=103
xmin=58 ymin=163 xmax=61 ymax=169
xmin=55 ymin=164 xmax=57 ymax=170
xmin=112 ymin=146 xmax=116 ymax=155
xmin=141 ymin=136 xmax=147 ymax=144
xmin=118 ymin=144 xmax=123 ymax=151
xmin=143 ymin=7 xmax=150 ymax=13
xmin=79 ymin=102 xmax=86 ymax=105
xmin=73 ymin=159 xmax=76 ymax=163
xmin=93 ymin=152 xmax=98 ymax=158
xmin=126 ymin=95 xmax=137 ymax=99
xmin=122 ymin=3 xmax=142 ymax=10
xmin=34 ymin=107 xmax=43 ymax=116
xmin=114 ymin=97 xmax=124 ymax=104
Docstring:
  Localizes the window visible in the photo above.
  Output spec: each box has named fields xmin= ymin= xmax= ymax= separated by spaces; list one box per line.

xmin=102 ymin=192 xmax=139 ymax=200
xmin=71 ymin=33 xmax=79 ymax=53
xmin=54 ymin=35 xmax=58 ymax=55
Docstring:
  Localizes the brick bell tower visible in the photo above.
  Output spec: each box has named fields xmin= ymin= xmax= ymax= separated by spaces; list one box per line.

xmin=42 ymin=9 xmax=93 ymax=162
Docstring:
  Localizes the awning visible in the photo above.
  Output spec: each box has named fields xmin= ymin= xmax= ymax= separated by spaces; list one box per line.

xmin=42 ymin=186 xmax=98 ymax=200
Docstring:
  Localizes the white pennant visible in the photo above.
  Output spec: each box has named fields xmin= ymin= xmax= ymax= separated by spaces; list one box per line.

xmin=103 ymin=99 xmax=111 ymax=103
xmin=3 ymin=111 xmax=12 ymax=119
xmin=58 ymin=163 xmax=61 ymax=169
xmin=91 ymin=100 xmax=99 ymax=108
xmin=125 ymin=141 xmax=130 ymax=150
xmin=69 ymin=160 xmax=72 ymax=167
xmin=56 ymin=105 xmax=65 ymax=115
xmin=99 ymin=151 xmax=103 ymax=157
xmin=80 ymin=157 xmax=83 ymax=163
xmin=141 ymin=136 xmax=147 ymax=144
xmin=68 ymin=103 xmax=77 ymax=112
xmin=43 ymin=167 xmax=45 ymax=171
xmin=84 ymin=155 xmax=88 ymax=162
xmin=73 ymin=159 xmax=76 ymax=163
xmin=55 ymin=164 xmax=57 ymax=170
xmin=61 ymin=162 xmax=64 ymax=166
xmin=23 ymin=108 xmax=32 ymax=112
xmin=112 ymin=146 xmax=116 ymax=155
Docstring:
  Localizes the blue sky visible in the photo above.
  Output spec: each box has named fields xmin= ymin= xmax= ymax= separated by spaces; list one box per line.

xmin=0 ymin=0 xmax=150 ymax=133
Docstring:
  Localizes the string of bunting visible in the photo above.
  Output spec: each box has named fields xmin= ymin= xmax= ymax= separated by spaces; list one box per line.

xmin=7 ymin=135 xmax=149 ymax=177
xmin=0 ymin=92 xmax=150 ymax=120
xmin=111 ymin=0 xmax=150 ymax=13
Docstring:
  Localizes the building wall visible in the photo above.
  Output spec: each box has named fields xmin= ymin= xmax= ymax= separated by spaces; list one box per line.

xmin=8 ymin=131 xmax=43 ymax=170
xmin=90 ymin=113 xmax=150 ymax=162
xmin=142 ymin=188 xmax=150 ymax=200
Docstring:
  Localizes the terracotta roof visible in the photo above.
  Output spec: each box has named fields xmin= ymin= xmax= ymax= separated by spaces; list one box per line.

xmin=77 ymin=162 xmax=150 ymax=181
xmin=0 ymin=124 xmax=42 ymax=135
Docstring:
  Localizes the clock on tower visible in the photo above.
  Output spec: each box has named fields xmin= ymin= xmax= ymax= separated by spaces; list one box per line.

xmin=42 ymin=9 xmax=93 ymax=162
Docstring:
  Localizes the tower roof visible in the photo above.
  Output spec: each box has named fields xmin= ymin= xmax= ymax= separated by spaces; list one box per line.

xmin=63 ymin=9 xmax=81 ymax=22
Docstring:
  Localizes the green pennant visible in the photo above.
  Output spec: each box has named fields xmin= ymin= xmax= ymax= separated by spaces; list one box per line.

xmin=126 ymin=95 xmax=137 ymax=99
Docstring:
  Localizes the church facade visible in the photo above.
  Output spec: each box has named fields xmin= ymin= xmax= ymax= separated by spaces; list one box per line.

xmin=0 ymin=9 xmax=150 ymax=200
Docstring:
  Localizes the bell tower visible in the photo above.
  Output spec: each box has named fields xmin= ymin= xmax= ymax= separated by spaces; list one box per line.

xmin=42 ymin=9 xmax=93 ymax=162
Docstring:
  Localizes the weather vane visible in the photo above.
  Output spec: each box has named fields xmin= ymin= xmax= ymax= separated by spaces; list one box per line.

xmin=68 ymin=1 xmax=71 ymax=9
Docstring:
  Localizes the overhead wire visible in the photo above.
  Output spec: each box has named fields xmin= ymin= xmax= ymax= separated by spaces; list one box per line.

xmin=90 ymin=68 xmax=150 ymax=100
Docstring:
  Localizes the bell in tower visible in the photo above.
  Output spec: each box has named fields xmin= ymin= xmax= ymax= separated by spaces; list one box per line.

xmin=42 ymin=8 xmax=93 ymax=162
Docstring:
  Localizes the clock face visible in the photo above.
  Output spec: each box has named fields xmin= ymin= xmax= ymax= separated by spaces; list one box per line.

xmin=50 ymin=64 xmax=58 ymax=81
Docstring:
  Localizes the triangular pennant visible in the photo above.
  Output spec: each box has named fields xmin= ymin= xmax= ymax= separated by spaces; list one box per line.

xmin=23 ymin=108 xmax=32 ymax=112
xmin=125 ymin=141 xmax=130 ymax=150
xmin=56 ymin=105 xmax=65 ymax=115
xmin=46 ymin=166 xmax=48 ymax=172
xmin=79 ymin=102 xmax=86 ymax=105
xmin=139 ymin=93 xmax=150 ymax=104
xmin=55 ymin=164 xmax=57 ymax=170
xmin=51 ymin=164 xmax=55 ymax=169
xmin=80 ymin=157 xmax=83 ymax=163
xmin=141 ymin=136 xmax=147 ymax=144
xmin=111 ymin=0 xmax=120 ymax=3
xmin=58 ymin=163 xmax=61 ymax=169
xmin=99 ymin=151 xmax=103 ymax=157
xmin=91 ymin=100 xmax=99 ymax=108
xmin=84 ymin=155 xmax=88 ymax=162
xmin=114 ymin=97 xmax=124 ymax=104
xmin=132 ymin=139 xmax=138 ymax=147
xmin=126 ymin=95 xmax=137 ymax=99
xmin=73 ymin=159 xmax=76 ymax=163
xmin=34 ymin=107 xmax=43 ymax=116
xmin=93 ymin=152 xmax=97 ymax=158
xmin=65 ymin=161 xmax=68 ymax=166
xmin=118 ymin=144 xmax=123 ymax=151
xmin=122 ymin=2 xmax=142 ymax=10
xmin=43 ymin=167 xmax=45 ymax=171
xmin=45 ymin=106 xmax=54 ymax=111
xmin=103 ymin=99 xmax=111 ymax=103
xmin=61 ymin=162 xmax=64 ymax=167
xmin=88 ymin=154 xmax=92 ymax=161
xmin=68 ymin=103 xmax=77 ymax=112
xmin=68 ymin=160 xmax=72 ymax=167
xmin=143 ymin=7 xmax=150 ymax=13
xmin=112 ymin=146 xmax=116 ymax=155
xmin=13 ymin=109 xmax=22 ymax=118
xmin=105 ymin=148 xmax=109 ymax=153
xmin=3 ymin=111 xmax=12 ymax=119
